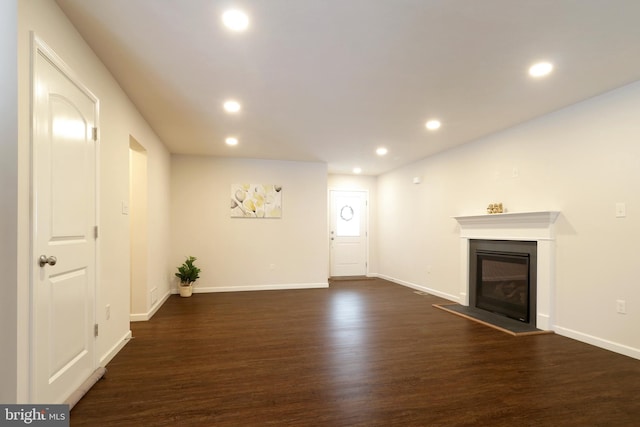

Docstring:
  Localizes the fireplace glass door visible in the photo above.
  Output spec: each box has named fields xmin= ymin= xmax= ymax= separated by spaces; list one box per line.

xmin=476 ymin=252 xmax=530 ymax=322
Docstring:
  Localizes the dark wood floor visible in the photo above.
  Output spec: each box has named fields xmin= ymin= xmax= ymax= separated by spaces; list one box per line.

xmin=71 ymin=279 xmax=640 ymax=426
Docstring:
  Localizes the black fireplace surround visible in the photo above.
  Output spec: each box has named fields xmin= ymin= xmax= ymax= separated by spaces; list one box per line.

xmin=469 ymin=239 xmax=537 ymax=327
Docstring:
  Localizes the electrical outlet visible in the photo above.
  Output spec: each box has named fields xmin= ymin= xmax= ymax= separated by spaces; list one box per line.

xmin=269 ymin=264 xmax=276 ymax=270
xmin=616 ymin=299 xmax=626 ymax=314
xmin=150 ymin=288 xmax=158 ymax=305
xmin=106 ymin=304 xmax=111 ymax=320
xmin=616 ymin=202 xmax=626 ymax=218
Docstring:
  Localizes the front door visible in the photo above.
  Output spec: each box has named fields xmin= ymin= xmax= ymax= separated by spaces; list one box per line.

xmin=329 ymin=190 xmax=368 ymax=277
xmin=31 ymin=37 xmax=98 ymax=403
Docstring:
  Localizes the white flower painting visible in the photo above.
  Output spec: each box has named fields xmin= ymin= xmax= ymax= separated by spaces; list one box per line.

xmin=230 ymin=184 xmax=282 ymax=218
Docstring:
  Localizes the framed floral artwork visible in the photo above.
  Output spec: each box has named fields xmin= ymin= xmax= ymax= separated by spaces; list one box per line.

xmin=230 ymin=184 xmax=282 ymax=218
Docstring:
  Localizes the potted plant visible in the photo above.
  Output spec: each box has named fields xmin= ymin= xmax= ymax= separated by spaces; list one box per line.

xmin=175 ymin=256 xmax=200 ymax=297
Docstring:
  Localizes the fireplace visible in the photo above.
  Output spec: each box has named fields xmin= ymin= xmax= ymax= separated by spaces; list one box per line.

xmin=453 ymin=211 xmax=560 ymax=331
xmin=469 ymin=240 xmax=537 ymax=327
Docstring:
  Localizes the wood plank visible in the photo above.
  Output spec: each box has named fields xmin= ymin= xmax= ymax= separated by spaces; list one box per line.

xmin=71 ymin=278 xmax=640 ymax=426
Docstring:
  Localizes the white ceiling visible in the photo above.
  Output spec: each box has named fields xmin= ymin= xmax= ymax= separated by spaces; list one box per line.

xmin=56 ymin=0 xmax=640 ymax=175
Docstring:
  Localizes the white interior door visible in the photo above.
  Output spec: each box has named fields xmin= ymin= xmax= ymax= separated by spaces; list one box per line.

xmin=330 ymin=190 xmax=368 ymax=277
xmin=31 ymin=38 xmax=98 ymax=403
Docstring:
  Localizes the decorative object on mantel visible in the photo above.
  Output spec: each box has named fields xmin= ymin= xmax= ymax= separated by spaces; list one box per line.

xmin=487 ymin=202 xmax=505 ymax=214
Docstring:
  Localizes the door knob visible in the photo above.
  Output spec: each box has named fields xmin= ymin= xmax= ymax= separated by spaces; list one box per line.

xmin=39 ymin=255 xmax=57 ymax=267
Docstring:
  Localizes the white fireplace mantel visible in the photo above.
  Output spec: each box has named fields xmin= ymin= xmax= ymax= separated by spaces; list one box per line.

xmin=453 ymin=211 xmax=560 ymax=331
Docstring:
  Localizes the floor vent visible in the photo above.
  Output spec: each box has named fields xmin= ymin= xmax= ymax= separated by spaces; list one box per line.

xmin=413 ymin=291 xmax=431 ymax=296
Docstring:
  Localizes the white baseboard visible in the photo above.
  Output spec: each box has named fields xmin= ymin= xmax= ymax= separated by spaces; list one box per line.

xmin=99 ymin=330 xmax=132 ymax=367
xmin=374 ymin=273 xmax=460 ymax=302
xmin=171 ymin=282 xmax=329 ymax=294
xmin=536 ymin=313 xmax=551 ymax=331
xmin=129 ymin=313 xmax=148 ymax=322
xmin=130 ymin=290 xmax=171 ymax=322
xmin=554 ymin=325 xmax=640 ymax=361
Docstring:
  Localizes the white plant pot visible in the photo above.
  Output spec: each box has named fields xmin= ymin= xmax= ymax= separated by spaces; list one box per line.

xmin=179 ymin=284 xmax=193 ymax=297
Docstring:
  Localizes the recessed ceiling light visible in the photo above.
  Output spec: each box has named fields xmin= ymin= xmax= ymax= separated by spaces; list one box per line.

xmin=222 ymin=9 xmax=249 ymax=32
xmin=425 ymin=119 xmax=441 ymax=130
xmin=353 ymin=167 xmax=362 ymax=174
xmin=225 ymin=137 xmax=238 ymax=146
xmin=529 ymin=62 xmax=553 ymax=78
xmin=223 ymin=100 xmax=241 ymax=113
xmin=376 ymin=147 xmax=388 ymax=156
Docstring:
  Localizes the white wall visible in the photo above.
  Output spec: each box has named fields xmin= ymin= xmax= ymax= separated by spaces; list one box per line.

xmin=129 ymin=141 xmax=148 ymax=317
xmin=377 ymin=80 xmax=640 ymax=359
xmin=16 ymin=0 xmax=172 ymax=401
xmin=0 ymin=0 xmax=18 ymax=403
xmin=144 ymin=138 xmax=172 ymax=315
xmin=171 ymin=155 xmax=328 ymax=291
xmin=328 ymin=174 xmax=379 ymax=274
